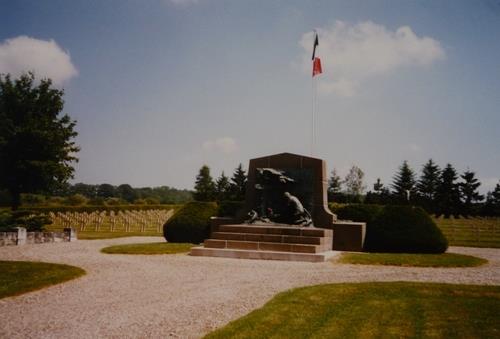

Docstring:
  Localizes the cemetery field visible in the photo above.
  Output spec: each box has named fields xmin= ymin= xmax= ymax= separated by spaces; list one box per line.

xmin=45 ymin=208 xmax=173 ymax=239
xmin=0 ymin=261 xmax=85 ymax=299
xmin=434 ymin=217 xmax=500 ymax=248
xmin=205 ymin=282 xmax=500 ymax=339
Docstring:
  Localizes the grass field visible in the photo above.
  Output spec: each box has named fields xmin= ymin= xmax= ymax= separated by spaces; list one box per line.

xmin=205 ymin=282 xmax=500 ymax=339
xmin=434 ymin=217 xmax=500 ymax=248
xmin=0 ymin=261 xmax=85 ymax=299
xmin=101 ymin=242 xmax=193 ymax=254
xmin=338 ymin=252 xmax=487 ymax=267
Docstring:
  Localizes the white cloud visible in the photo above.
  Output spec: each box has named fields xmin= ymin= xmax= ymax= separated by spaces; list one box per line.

xmin=202 ymin=137 xmax=238 ymax=154
xmin=299 ymin=21 xmax=445 ymax=96
xmin=0 ymin=36 xmax=78 ymax=85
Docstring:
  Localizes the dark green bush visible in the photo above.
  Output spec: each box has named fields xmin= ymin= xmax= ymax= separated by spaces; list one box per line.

xmin=218 ymin=201 xmax=245 ymax=217
xmin=332 ymin=204 xmax=383 ymax=224
xmin=1 ymin=210 xmax=52 ymax=231
xmin=364 ymin=205 xmax=448 ymax=253
xmin=0 ymin=210 xmax=15 ymax=231
xmin=163 ymin=201 xmax=218 ymax=244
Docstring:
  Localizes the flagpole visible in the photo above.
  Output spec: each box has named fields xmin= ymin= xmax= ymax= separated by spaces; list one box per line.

xmin=311 ymin=71 xmax=315 ymax=156
xmin=310 ymin=30 xmax=321 ymax=157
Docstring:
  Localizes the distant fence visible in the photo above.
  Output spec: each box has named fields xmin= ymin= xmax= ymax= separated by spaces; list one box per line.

xmin=0 ymin=227 xmax=76 ymax=247
xmin=434 ymin=217 xmax=500 ymax=248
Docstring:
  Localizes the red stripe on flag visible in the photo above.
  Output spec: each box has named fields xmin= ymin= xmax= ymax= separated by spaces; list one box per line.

xmin=312 ymin=57 xmax=322 ymax=77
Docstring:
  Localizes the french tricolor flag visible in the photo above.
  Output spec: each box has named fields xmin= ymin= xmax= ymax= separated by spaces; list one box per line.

xmin=311 ymin=31 xmax=322 ymax=77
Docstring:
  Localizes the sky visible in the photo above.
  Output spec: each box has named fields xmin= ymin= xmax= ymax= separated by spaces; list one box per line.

xmin=1 ymin=0 xmax=499 ymax=193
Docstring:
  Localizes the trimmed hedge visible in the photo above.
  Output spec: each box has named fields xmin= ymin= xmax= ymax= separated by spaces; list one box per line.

xmin=365 ymin=205 xmax=448 ymax=253
xmin=332 ymin=204 xmax=383 ymax=224
xmin=218 ymin=201 xmax=245 ymax=217
xmin=163 ymin=201 xmax=218 ymax=244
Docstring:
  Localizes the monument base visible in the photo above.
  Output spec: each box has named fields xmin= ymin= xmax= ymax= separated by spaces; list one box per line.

xmin=189 ymin=223 xmax=336 ymax=262
xmin=323 ymin=221 xmax=366 ymax=252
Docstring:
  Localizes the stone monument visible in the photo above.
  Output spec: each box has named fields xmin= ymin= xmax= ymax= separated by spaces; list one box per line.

xmin=190 ymin=153 xmax=366 ymax=262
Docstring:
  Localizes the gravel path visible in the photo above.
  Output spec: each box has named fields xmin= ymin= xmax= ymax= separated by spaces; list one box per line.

xmin=0 ymin=237 xmax=499 ymax=338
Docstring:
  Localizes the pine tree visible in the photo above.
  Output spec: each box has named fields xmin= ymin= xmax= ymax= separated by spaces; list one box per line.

xmin=328 ymin=169 xmax=345 ymax=203
xmin=417 ymin=159 xmax=440 ymax=212
xmin=193 ymin=165 xmax=215 ymax=201
xmin=365 ymin=178 xmax=391 ymax=205
xmin=391 ymin=161 xmax=416 ymax=203
xmin=435 ymin=163 xmax=461 ymax=218
xmin=215 ymin=171 xmax=231 ymax=201
xmin=483 ymin=182 xmax=500 ymax=216
xmin=459 ymin=170 xmax=484 ymax=217
xmin=373 ymin=178 xmax=384 ymax=194
xmin=229 ymin=163 xmax=247 ymax=201
xmin=328 ymin=169 xmax=342 ymax=194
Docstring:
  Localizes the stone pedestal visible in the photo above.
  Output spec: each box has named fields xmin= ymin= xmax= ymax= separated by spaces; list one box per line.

xmin=325 ymin=221 xmax=366 ymax=252
xmin=16 ymin=227 xmax=26 ymax=245
xmin=64 ymin=228 xmax=77 ymax=241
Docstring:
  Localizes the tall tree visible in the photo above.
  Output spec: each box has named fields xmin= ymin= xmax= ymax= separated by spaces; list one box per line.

xmin=373 ymin=178 xmax=384 ymax=194
xmin=435 ymin=163 xmax=461 ymax=218
xmin=117 ymin=184 xmax=137 ymax=203
xmin=97 ymin=183 xmax=116 ymax=198
xmin=215 ymin=171 xmax=231 ymax=201
xmin=70 ymin=183 xmax=98 ymax=198
xmin=229 ymin=163 xmax=247 ymax=201
xmin=365 ymin=178 xmax=391 ymax=205
xmin=194 ymin=165 xmax=215 ymax=201
xmin=484 ymin=182 xmax=500 ymax=216
xmin=392 ymin=160 xmax=417 ymax=203
xmin=0 ymin=73 xmax=79 ymax=209
xmin=328 ymin=169 xmax=342 ymax=194
xmin=417 ymin=159 xmax=441 ymax=211
xmin=459 ymin=170 xmax=483 ymax=217
xmin=343 ymin=165 xmax=365 ymax=202
xmin=327 ymin=169 xmax=344 ymax=202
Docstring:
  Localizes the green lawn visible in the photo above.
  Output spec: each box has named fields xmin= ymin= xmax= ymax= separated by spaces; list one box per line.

xmin=338 ymin=252 xmax=487 ymax=267
xmin=434 ymin=217 xmax=500 ymax=248
xmin=76 ymin=231 xmax=162 ymax=240
xmin=100 ymin=242 xmax=194 ymax=254
xmin=0 ymin=261 xmax=85 ymax=299
xmin=205 ymin=282 xmax=500 ymax=339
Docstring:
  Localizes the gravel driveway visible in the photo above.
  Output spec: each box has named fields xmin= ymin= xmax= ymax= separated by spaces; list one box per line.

xmin=0 ymin=237 xmax=499 ymax=338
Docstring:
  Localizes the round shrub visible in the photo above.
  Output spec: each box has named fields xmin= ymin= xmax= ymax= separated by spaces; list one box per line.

xmin=364 ymin=205 xmax=448 ymax=253
xmin=163 ymin=201 xmax=218 ymax=244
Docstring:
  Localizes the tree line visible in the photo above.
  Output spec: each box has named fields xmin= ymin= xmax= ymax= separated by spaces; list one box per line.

xmin=0 ymin=183 xmax=193 ymax=207
xmin=193 ymin=164 xmax=247 ymax=202
xmin=328 ymin=160 xmax=500 ymax=217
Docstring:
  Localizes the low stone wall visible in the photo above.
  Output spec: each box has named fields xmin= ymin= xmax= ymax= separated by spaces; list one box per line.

xmin=0 ymin=227 xmax=76 ymax=247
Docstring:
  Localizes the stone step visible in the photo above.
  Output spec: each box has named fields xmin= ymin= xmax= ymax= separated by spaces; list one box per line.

xmin=211 ymin=232 xmax=327 ymax=245
xmin=204 ymin=239 xmax=329 ymax=254
xmin=190 ymin=246 xmax=338 ymax=263
xmin=218 ymin=224 xmax=332 ymax=237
